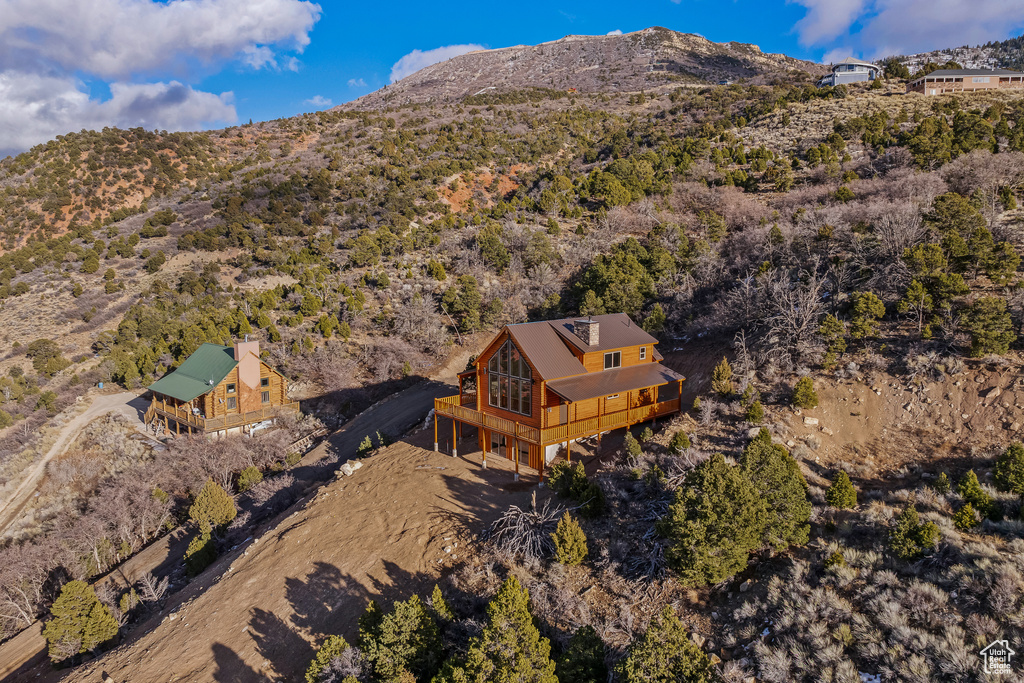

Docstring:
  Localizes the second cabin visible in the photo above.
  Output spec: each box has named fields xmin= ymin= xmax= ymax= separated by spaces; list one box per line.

xmin=435 ymin=313 xmax=684 ymax=476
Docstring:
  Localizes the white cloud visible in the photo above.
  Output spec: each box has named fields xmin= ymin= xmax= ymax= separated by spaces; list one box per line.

xmin=304 ymin=94 xmax=332 ymax=108
xmin=792 ymin=0 xmax=1024 ymax=56
xmin=0 ymin=72 xmax=234 ymax=157
xmin=607 ymin=29 xmax=624 ymax=36
xmin=389 ymin=44 xmax=486 ymax=83
xmin=0 ymin=0 xmax=322 ymax=79
xmin=0 ymin=0 xmax=321 ymax=155
xmin=347 ymin=78 xmax=368 ymax=88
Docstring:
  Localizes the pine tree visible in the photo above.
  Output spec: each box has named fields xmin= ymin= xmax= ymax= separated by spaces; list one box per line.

xmin=849 ymin=291 xmax=885 ymax=339
xmin=556 ymin=625 xmax=607 ymax=683
xmin=962 ymin=296 xmax=1015 ymax=357
xmin=668 ymin=430 xmax=691 ymax=454
xmin=825 ymin=471 xmax=858 ymax=509
xmin=623 ymin=432 xmax=642 ymax=457
xmin=659 ymin=453 xmax=769 ymax=586
xmin=744 ymin=400 xmax=765 ymax=424
xmin=430 ymin=585 xmax=454 ymax=622
xmin=933 ymin=472 xmax=951 ymax=494
xmin=792 ymin=376 xmax=818 ymax=409
xmin=740 ymin=429 xmax=811 ymax=549
xmin=306 ymin=635 xmax=349 ymax=683
xmin=995 ymin=442 xmax=1024 ymax=495
xmin=897 ymin=280 xmax=934 ymax=337
xmin=443 ymin=576 xmax=558 ymax=683
xmin=43 ymin=580 xmax=119 ymax=663
xmin=189 ymin=479 xmax=237 ymax=534
xmin=616 ymin=606 xmax=715 ymax=683
xmin=953 ymin=503 xmax=979 ymax=531
xmin=711 ymin=357 xmax=733 ymax=396
xmin=888 ymin=504 xmax=940 ymax=560
xmin=957 ymin=470 xmax=995 ymax=518
xmin=359 ymin=594 xmax=442 ymax=682
xmin=552 ymin=513 xmax=588 ymax=566
xmin=185 ymin=532 xmax=217 ymax=576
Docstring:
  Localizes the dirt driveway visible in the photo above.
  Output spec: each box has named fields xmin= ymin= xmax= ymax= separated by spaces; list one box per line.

xmin=0 ymin=392 xmax=147 ymax=537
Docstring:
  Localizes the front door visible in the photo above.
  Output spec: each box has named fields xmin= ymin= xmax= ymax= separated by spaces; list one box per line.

xmin=559 ymin=404 xmax=568 ymax=425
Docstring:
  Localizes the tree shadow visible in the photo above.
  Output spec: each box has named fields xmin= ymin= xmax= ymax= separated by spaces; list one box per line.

xmin=249 ymin=607 xmax=315 ymax=681
xmin=211 ymin=642 xmax=267 ymax=683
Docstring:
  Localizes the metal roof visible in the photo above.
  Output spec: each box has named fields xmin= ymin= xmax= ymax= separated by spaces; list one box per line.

xmin=831 ymin=57 xmax=879 ymax=70
xmin=547 ymin=362 xmax=684 ymax=403
xmin=549 ymin=313 xmax=659 ymax=353
xmin=506 ymin=323 xmax=587 ymax=381
xmin=148 ymin=343 xmax=237 ymax=402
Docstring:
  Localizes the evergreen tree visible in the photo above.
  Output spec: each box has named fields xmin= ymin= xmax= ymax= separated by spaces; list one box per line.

xmin=933 ymin=472 xmax=951 ymax=494
xmin=439 ymin=577 xmax=557 ymax=683
xmin=792 ymin=376 xmax=818 ymax=409
xmin=430 ymin=585 xmax=454 ymax=622
xmin=623 ymin=432 xmax=642 ymax=457
xmin=849 ymin=291 xmax=885 ymax=339
xmin=359 ymin=594 xmax=442 ymax=682
xmin=888 ymin=504 xmax=940 ymax=560
xmin=711 ymin=357 xmax=733 ymax=396
xmin=818 ymin=313 xmax=846 ymax=368
xmin=668 ymin=430 xmax=691 ymax=454
xmin=744 ymin=400 xmax=765 ymax=424
xmin=740 ymin=429 xmax=811 ymax=550
xmin=185 ymin=532 xmax=217 ymax=576
xmin=962 ymin=296 xmax=1015 ymax=357
xmin=552 ymin=513 xmax=588 ymax=566
xmin=43 ymin=580 xmax=119 ymax=663
xmin=825 ymin=471 xmax=858 ymax=509
xmin=897 ymin=280 xmax=934 ymax=337
xmin=306 ymin=635 xmax=350 ymax=683
xmin=953 ymin=503 xmax=979 ymax=531
xmin=616 ymin=606 xmax=715 ymax=683
xmin=957 ymin=470 xmax=996 ymax=518
xmin=189 ymin=479 xmax=237 ymax=534
xmin=995 ymin=442 xmax=1024 ymax=495
xmin=659 ymin=453 xmax=769 ymax=586
xmin=556 ymin=625 xmax=607 ymax=683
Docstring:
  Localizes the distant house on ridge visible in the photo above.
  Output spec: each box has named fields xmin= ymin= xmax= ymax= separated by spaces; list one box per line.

xmin=906 ymin=68 xmax=1024 ymax=95
xmin=816 ymin=58 xmax=882 ymax=87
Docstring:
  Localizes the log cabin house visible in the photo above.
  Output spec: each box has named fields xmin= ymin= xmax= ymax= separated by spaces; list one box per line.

xmin=434 ymin=313 xmax=684 ymax=479
xmin=145 ymin=339 xmax=299 ymax=436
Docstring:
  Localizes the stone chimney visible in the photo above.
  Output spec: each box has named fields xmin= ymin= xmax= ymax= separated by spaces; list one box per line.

xmin=573 ymin=318 xmax=599 ymax=346
xmin=233 ymin=337 xmax=261 ymax=389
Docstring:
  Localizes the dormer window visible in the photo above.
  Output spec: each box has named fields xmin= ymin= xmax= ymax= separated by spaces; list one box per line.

xmin=639 ymin=346 xmax=647 ymax=360
xmin=487 ymin=340 xmax=531 ymax=416
xmin=604 ymin=351 xmax=621 ymax=370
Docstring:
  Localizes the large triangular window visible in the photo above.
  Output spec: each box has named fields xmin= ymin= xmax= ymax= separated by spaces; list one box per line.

xmin=487 ymin=339 xmax=531 ymax=416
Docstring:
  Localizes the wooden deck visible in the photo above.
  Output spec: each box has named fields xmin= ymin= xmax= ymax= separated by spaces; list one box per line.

xmin=434 ymin=394 xmax=680 ymax=446
xmin=145 ymin=399 xmax=300 ymax=434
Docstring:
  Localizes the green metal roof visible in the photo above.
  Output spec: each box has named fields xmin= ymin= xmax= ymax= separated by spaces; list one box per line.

xmin=148 ymin=343 xmax=238 ymax=402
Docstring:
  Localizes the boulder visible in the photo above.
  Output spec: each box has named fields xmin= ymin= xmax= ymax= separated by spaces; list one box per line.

xmin=803 ymin=416 xmax=819 ymax=426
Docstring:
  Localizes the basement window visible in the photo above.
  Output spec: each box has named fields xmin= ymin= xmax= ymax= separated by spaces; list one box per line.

xmin=604 ymin=351 xmax=621 ymax=370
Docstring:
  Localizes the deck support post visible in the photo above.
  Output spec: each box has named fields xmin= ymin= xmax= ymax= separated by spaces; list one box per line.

xmin=452 ymin=418 xmax=457 ymax=458
xmin=433 ymin=411 xmax=438 ymax=452
xmin=513 ymin=434 xmax=519 ymax=482
xmin=566 ymin=438 xmax=571 ymax=464
xmin=482 ymin=430 xmax=487 ymax=469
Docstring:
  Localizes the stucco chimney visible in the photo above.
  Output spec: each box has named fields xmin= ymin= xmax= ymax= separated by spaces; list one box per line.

xmin=573 ymin=318 xmax=599 ymax=346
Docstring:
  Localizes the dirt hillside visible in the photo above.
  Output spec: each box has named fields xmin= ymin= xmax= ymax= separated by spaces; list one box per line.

xmin=56 ymin=429 xmax=535 ymax=683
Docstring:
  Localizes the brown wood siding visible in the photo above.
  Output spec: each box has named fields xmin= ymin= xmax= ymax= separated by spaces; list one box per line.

xmin=476 ymin=331 xmax=544 ymax=429
xmin=580 ymin=344 xmax=655 ymax=373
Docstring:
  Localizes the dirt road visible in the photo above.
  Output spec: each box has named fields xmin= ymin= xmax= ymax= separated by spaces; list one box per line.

xmin=0 ymin=392 xmax=145 ymax=537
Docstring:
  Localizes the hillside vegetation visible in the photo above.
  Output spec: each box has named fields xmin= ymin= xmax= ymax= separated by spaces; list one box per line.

xmin=1 ymin=46 xmax=1024 ymax=680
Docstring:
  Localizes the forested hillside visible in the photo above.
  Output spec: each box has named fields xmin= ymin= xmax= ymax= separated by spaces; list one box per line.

xmin=1 ymin=56 xmax=1024 ymax=681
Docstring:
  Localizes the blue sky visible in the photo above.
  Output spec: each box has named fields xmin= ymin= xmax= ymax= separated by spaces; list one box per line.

xmin=2 ymin=0 xmax=1024 ymax=156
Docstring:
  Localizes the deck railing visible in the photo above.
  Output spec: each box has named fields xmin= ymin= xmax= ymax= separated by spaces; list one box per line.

xmin=149 ymin=399 xmax=300 ymax=431
xmin=434 ymin=395 xmax=680 ymax=446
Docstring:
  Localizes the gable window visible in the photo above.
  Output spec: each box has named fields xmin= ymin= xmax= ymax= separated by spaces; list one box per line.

xmin=261 ymin=377 xmax=269 ymax=387
xmin=487 ymin=339 xmax=531 ymax=416
xmin=639 ymin=346 xmax=647 ymax=360
xmin=226 ymin=396 xmax=237 ymax=410
xmin=604 ymin=351 xmax=621 ymax=370
xmin=226 ymin=383 xmax=236 ymax=394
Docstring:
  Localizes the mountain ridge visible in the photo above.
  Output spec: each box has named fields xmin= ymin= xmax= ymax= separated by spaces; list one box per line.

xmin=342 ymin=26 xmax=824 ymax=110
